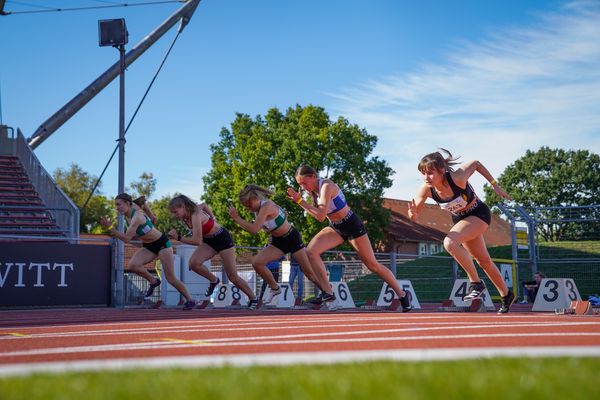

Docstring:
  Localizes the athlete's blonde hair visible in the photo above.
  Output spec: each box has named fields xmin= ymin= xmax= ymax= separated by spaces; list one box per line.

xmin=418 ymin=148 xmax=460 ymax=174
xmin=238 ymin=184 xmax=274 ymax=204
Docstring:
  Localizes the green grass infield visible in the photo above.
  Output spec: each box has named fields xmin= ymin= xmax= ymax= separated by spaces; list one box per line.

xmin=1 ymin=357 xmax=599 ymax=399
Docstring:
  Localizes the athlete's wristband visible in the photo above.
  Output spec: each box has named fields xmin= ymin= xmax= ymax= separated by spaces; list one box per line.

xmin=490 ymin=179 xmax=498 ymax=186
xmin=296 ymin=197 xmax=303 ymax=205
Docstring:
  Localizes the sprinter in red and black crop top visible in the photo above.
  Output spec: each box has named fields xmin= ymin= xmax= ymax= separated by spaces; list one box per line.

xmin=168 ymin=194 xmax=257 ymax=307
xmin=408 ymin=149 xmax=516 ymax=314
xmin=100 ymin=193 xmax=196 ymax=310
xmin=288 ymin=165 xmax=412 ymax=311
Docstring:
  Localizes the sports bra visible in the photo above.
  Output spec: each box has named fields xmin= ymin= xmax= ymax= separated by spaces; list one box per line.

xmin=318 ymin=178 xmax=348 ymax=215
xmin=430 ymin=172 xmax=476 ymax=213
xmin=184 ymin=209 xmax=215 ymax=236
xmin=255 ymin=200 xmax=286 ymax=232
xmin=129 ymin=208 xmax=153 ymax=237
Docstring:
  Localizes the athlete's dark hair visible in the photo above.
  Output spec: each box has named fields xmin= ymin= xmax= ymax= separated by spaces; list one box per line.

xmin=417 ymin=148 xmax=460 ymax=174
xmin=115 ymin=193 xmax=133 ymax=204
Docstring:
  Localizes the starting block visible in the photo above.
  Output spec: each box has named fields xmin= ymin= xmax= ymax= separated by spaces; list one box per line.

xmin=360 ymin=299 xmax=381 ymax=310
xmin=196 ymin=300 xmax=212 ymax=309
xmin=312 ymin=300 xmax=339 ymax=311
xmin=387 ymin=298 xmax=404 ymax=312
xmin=533 ymin=278 xmax=581 ymax=312
xmin=292 ymin=298 xmax=312 ymax=310
xmin=213 ymin=283 xmax=250 ymax=308
xmin=555 ymin=300 xmax=596 ymax=315
xmin=438 ymin=298 xmax=486 ymax=313
xmin=376 ymin=280 xmax=421 ymax=310
xmin=359 ymin=298 xmax=407 ymax=312
xmin=151 ymin=300 xmax=163 ymax=309
xmin=262 ymin=283 xmax=295 ymax=308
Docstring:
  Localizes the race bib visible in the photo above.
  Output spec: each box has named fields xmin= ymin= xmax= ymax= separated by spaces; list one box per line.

xmin=440 ymin=196 xmax=468 ymax=213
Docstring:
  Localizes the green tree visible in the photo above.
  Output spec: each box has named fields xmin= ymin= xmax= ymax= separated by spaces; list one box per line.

xmin=202 ymin=104 xmax=394 ymax=247
xmin=148 ymin=193 xmax=185 ymax=236
xmin=484 ymin=147 xmax=600 ymax=241
xmin=53 ymin=163 xmax=112 ymax=233
xmin=129 ymin=172 xmax=157 ymax=199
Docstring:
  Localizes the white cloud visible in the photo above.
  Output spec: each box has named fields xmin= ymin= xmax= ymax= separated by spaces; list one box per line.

xmin=329 ymin=1 xmax=600 ymax=202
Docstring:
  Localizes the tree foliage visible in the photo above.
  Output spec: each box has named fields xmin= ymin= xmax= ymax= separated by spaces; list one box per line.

xmin=484 ymin=147 xmax=600 ymax=241
xmin=53 ymin=163 xmax=112 ymax=233
xmin=202 ymin=105 xmax=394 ymax=247
xmin=129 ymin=172 xmax=157 ymax=199
xmin=53 ymin=164 xmax=161 ymax=234
xmin=148 ymin=193 xmax=185 ymax=236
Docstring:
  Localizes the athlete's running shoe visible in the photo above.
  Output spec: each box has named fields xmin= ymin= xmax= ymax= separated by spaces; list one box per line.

xmin=321 ymin=292 xmax=336 ymax=303
xmin=247 ymin=299 xmax=259 ymax=310
xmin=145 ymin=278 xmax=161 ymax=298
xmin=399 ymin=293 xmax=412 ymax=312
xmin=463 ymin=281 xmax=486 ymax=301
xmin=309 ymin=291 xmax=325 ymax=305
xmin=205 ymin=277 xmax=220 ymax=297
xmin=182 ymin=300 xmax=196 ymax=311
xmin=497 ymin=290 xmax=515 ymax=314
xmin=263 ymin=286 xmax=282 ymax=304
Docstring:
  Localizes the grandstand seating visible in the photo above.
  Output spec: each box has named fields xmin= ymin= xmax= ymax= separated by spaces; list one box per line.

xmin=0 ymin=155 xmax=66 ymax=237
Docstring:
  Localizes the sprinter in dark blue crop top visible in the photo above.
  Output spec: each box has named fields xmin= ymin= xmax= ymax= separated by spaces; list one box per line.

xmin=288 ymin=165 xmax=412 ymax=311
xmin=408 ymin=149 xmax=515 ymax=314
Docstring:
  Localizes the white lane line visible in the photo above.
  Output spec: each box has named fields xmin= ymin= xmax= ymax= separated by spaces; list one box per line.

xmin=1 ymin=346 xmax=599 ymax=377
xmin=0 ymin=312 xmax=567 ymax=331
xmin=3 ymin=320 xmax=592 ymax=340
xmin=1 ymin=332 xmax=599 ymax=358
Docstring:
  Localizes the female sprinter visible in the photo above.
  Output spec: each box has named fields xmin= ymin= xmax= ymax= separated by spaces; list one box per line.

xmin=228 ymin=184 xmax=335 ymax=306
xmin=100 ymin=193 xmax=195 ymax=310
xmin=408 ymin=149 xmax=515 ymax=314
xmin=288 ymin=166 xmax=412 ymax=311
xmin=168 ymin=195 xmax=258 ymax=309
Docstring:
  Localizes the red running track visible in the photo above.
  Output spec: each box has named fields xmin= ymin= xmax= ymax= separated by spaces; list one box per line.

xmin=1 ymin=307 xmax=599 ymax=375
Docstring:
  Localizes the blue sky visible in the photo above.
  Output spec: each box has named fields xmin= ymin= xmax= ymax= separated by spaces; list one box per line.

xmin=2 ymin=0 xmax=599 ymax=203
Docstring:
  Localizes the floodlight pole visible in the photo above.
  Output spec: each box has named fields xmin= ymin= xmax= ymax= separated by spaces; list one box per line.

xmin=116 ymin=44 xmax=126 ymax=308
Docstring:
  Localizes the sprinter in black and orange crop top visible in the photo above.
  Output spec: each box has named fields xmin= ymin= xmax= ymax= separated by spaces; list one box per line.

xmin=408 ymin=149 xmax=515 ymax=314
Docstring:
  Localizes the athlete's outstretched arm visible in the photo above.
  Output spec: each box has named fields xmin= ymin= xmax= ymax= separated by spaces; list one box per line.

xmin=455 ymin=160 xmax=513 ymax=201
xmin=229 ymin=202 xmax=274 ymax=235
xmin=100 ymin=213 xmax=143 ymax=243
xmin=186 ymin=211 xmax=205 ymax=245
xmin=408 ymin=184 xmax=429 ymax=221
xmin=286 ymin=183 xmax=331 ymax=222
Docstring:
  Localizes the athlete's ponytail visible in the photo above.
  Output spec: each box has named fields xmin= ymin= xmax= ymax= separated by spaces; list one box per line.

xmin=417 ymin=148 xmax=460 ymax=173
xmin=238 ymin=184 xmax=274 ymax=204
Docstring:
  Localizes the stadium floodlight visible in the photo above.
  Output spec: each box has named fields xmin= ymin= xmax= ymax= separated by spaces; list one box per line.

xmin=98 ymin=18 xmax=128 ymax=47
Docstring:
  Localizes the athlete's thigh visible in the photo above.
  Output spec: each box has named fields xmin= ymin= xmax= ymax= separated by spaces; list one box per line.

xmin=129 ymin=247 xmax=157 ymax=267
xmin=462 ymin=234 xmax=493 ymax=262
xmin=253 ymin=245 xmax=284 ymax=266
xmin=157 ymin=247 xmax=175 ymax=273
xmin=219 ymin=247 xmax=238 ymax=275
xmin=447 ymin=216 xmax=488 ymax=244
xmin=348 ymin=234 xmax=377 ymax=264
xmin=306 ymin=227 xmax=344 ymax=254
xmin=189 ymin=244 xmax=217 ymax=265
